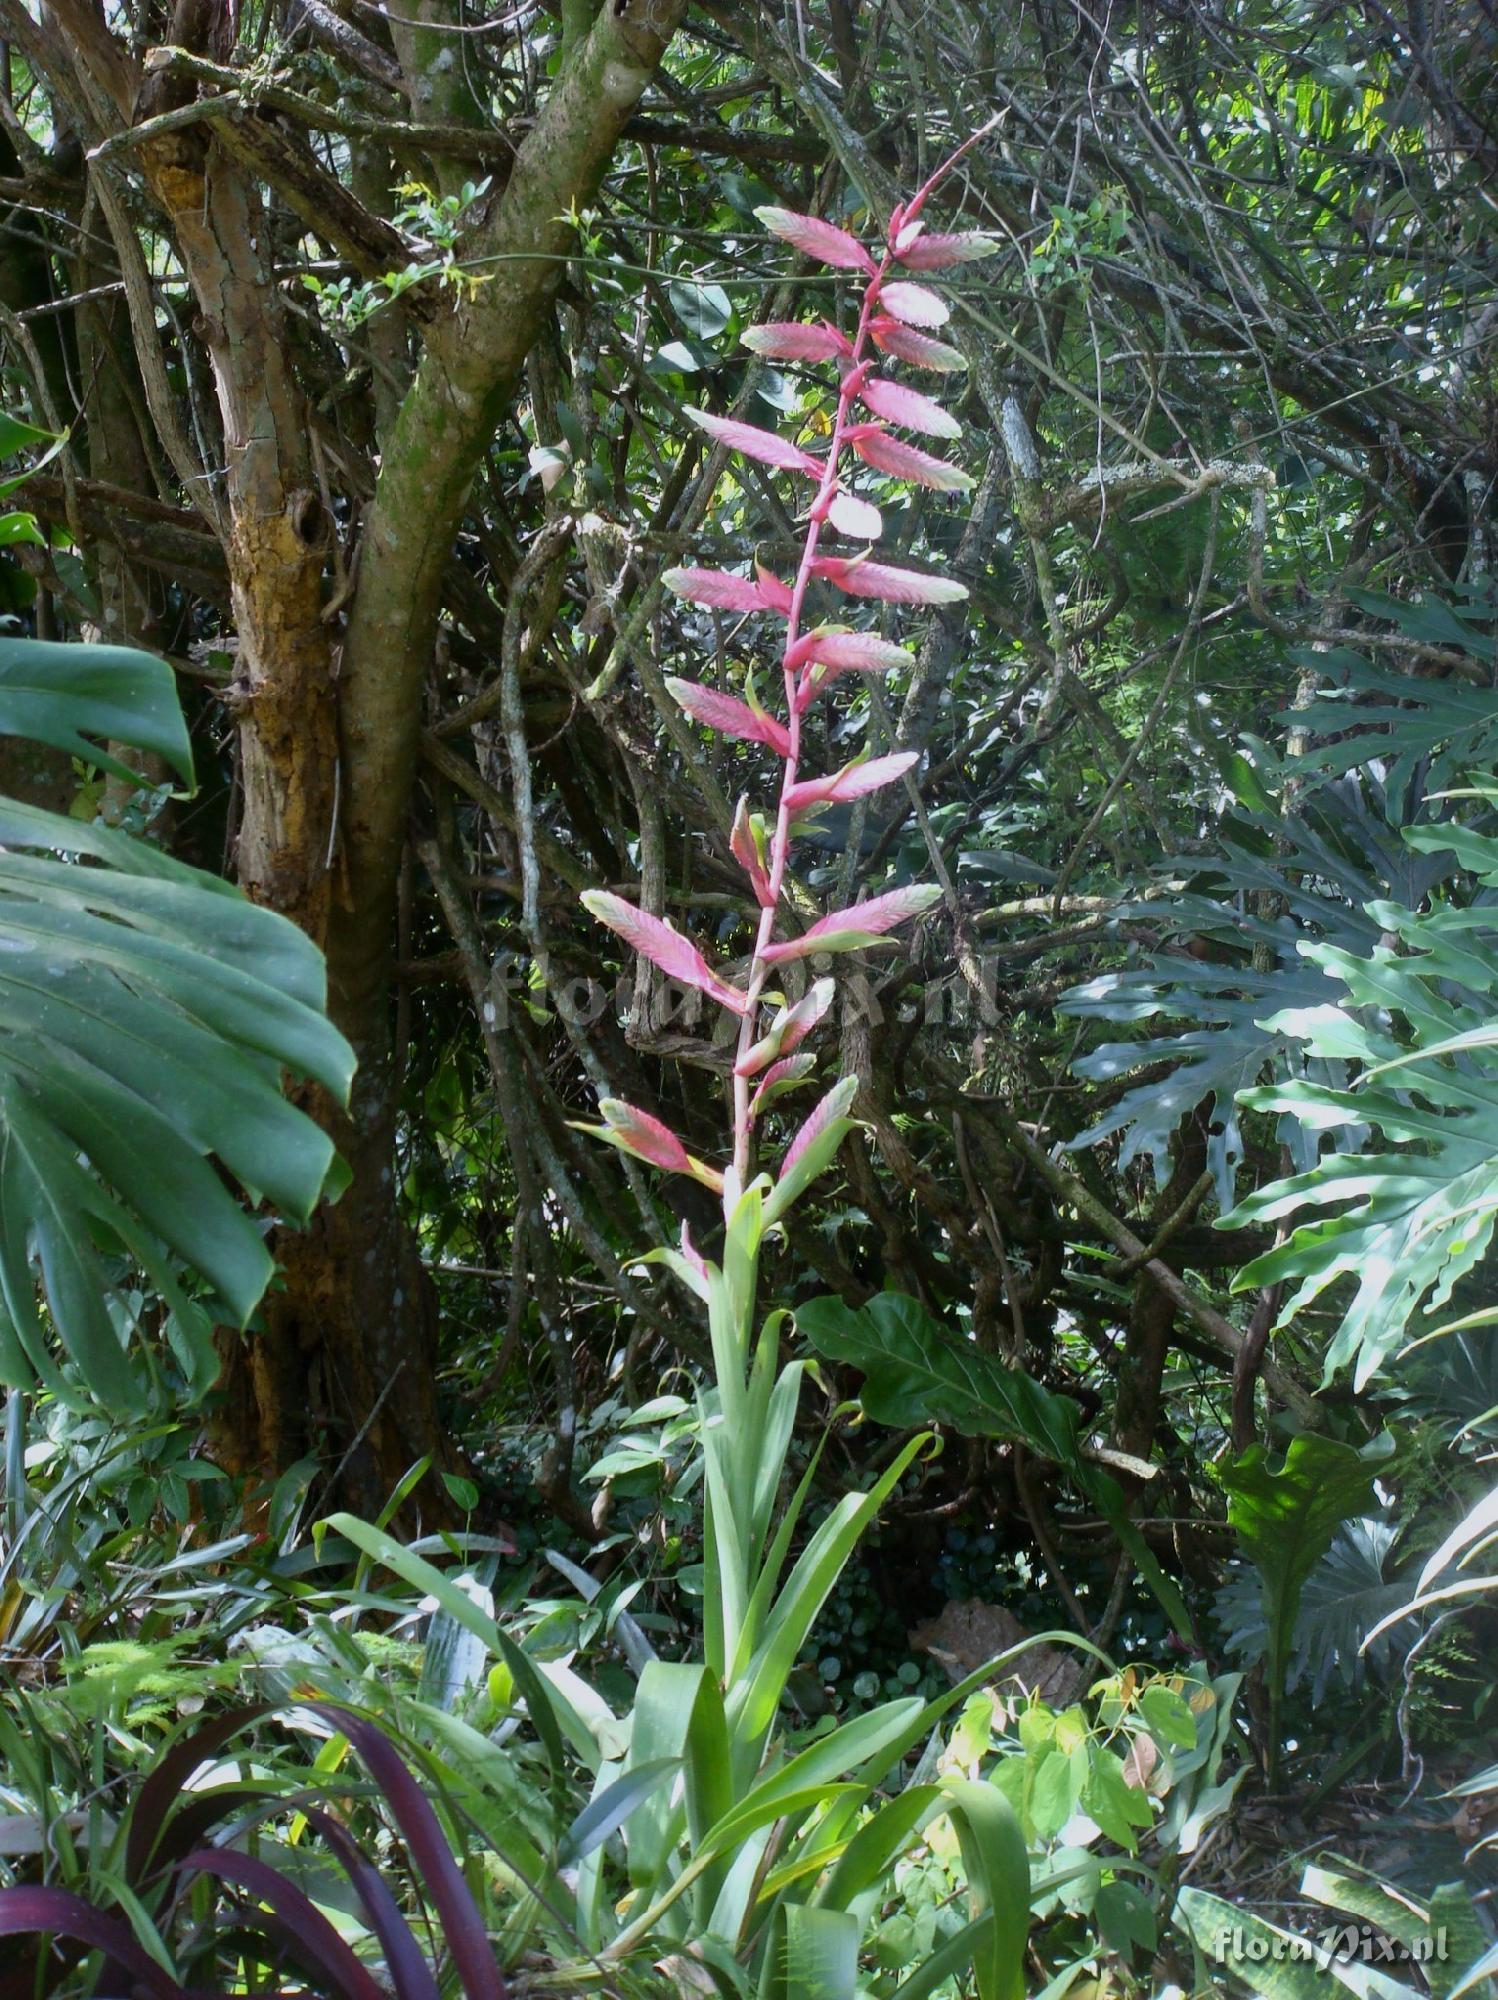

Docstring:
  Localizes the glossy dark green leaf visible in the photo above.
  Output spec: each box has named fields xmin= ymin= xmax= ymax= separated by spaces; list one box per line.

xmin=0 ymin=644 xmax=352 ymax=1408
xmin=0 ymin=638 xmax=194 ymax=785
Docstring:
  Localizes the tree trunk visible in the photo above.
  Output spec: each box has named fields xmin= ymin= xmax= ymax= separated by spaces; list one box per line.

xmin=265 ymin=0 xmax=686 ymax=1505
xmin=6 ymin=0 xmax=682 ymax=1508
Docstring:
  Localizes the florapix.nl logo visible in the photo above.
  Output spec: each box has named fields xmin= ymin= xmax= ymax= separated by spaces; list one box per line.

xmin=1212 ymin=1921 xmax=1451 ymax=1970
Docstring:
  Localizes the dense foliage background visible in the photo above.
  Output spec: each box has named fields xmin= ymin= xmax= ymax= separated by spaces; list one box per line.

xmin=0 ymin=0 xmax=1493 ymax=1992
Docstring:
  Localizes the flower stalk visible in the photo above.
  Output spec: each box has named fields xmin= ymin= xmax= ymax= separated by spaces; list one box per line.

xmin=586 ymin=132 xmax=995 ymax=1240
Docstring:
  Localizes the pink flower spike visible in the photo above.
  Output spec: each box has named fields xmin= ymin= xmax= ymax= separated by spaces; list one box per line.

xmin=588 ymin=1099 xmax=725 ymax=1192
xmin=755 ymin=563 xmax=795 ymax=614
xmin=851 ymin=429 xmax=975 ymax=492
xmin=778 ymin=1076 xmax=858 ymax=1185
xmin=858 ymin=377 xmax=962 ymax=440
xmin=733 ymin=975 xmax=835 ymax=1078
xmin=581 ymin=890 xmax=750 ymax=1014
xmin=749 ymin=1051 xmax=816 ymax=1118
xmin=679 ymin=1221 xmax=710 ymax=1283
xmin=877 ymin=280 xmax=951 ymax=327
xmin=812 ymin=556 xmax=968 ymax=605
xmin=730 ymin=797 xmax=777 ymax=909
xmin=740 ymin=321 xmax=853 ymax=362
xmin=778 ymin=976 xmax=835 ymax=1054
xmin=894 ymin=231 xmax=1000 ymax=270
xmin=754 ymin=205 xmax=877 ymax=275
xmin=827 ymin=489 xmax=884 ymax=540
xmin=759 ymin=882 xmax=943 ymax=963
xmin=663 ymin=567 xmax=769 ymax=613
xmin=791 ymin=629 xmax=917 ymax=676
xmin=601 ymin=1098 xmax=693 ymax=1171
xmin=683 ymin=406 xmax=823 ymax=476
xmin=667 ymin=677 xmax=791 ymax=756
xmin=784 ymin=750 xmax=919 ymax=813
xmin=870 ymin=320 xmax=967 ymax=372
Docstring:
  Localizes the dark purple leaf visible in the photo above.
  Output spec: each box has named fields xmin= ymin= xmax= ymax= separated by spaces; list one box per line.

xmin=126 ymin=1706 xmax=272 ymax=1884
xmin=0 ymin=1887 xmax=184 ymax=2000
xmin=307 ymin=1707 xmax=509 ymax=2000
xmin=179 ymin=1849 xmax=386 ymax=2000
xmin=302 ymin=1809 xmax=439 ymax=2000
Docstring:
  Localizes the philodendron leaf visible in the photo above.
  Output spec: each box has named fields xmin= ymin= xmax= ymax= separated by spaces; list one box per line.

xmin=1225 ymin=819 xmax=1498 ymax=1388
xmin=797 ymin=1290 xmax=1087 ymax=1464
xmin=1061 ymin=780 xmax=1454 ymax=1211
xmin=1216 ymin=1434 xmax=1388 ymax=1717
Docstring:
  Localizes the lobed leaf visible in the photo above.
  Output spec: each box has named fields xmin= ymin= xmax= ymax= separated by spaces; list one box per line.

xmin=0 ymin=636 xmax=194 ymax=787
xmin=1216 ymin=1437 xmax=1382 ymax=1732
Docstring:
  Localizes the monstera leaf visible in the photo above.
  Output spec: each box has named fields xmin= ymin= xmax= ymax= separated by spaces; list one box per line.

xmin=0 ymin=638 xmax=194 ymax=781
xmin=1059 ymin=623 xmax=1486 ymax=1211
xmin=0 ymin=635 xmax=353 ymax=1410
xmin=1226 ymin=819 xmax=1498 ymax=1390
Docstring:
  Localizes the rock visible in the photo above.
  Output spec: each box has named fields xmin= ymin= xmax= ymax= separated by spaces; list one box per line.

xmin=907 ymin=1599 xmax=1087 ymax=1707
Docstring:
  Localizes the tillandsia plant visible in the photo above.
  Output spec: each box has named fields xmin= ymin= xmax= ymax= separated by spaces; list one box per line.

xmin=554 ymin=138 xmax=1083 ymax=1999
